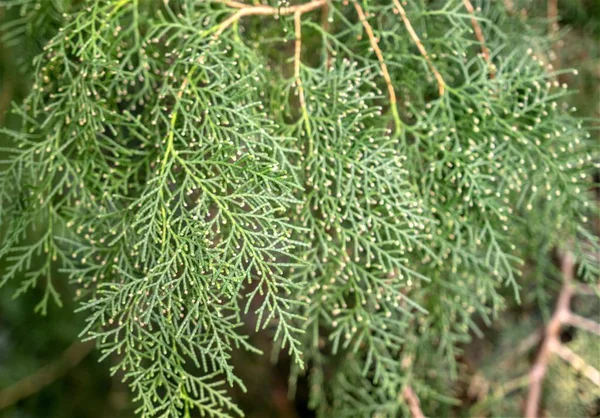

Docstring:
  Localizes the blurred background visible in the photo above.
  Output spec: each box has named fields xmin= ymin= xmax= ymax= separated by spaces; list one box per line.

xmin=0 ymin=1 xmax=598 ymax=417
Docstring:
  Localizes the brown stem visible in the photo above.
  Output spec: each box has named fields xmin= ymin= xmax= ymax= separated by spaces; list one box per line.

xmin=215 ymin=0 xmax=402 ymax=133
xmin=403 ymin=385 xmax=426 ymax=418
xmin=292 ymin=10 xmax=314 ymax=154
xmin=0 ymin=340 xmax=95 ymax=410
xmin=552 ymin=343 xmax=600 ymax=386
xmin=320 ymin=1 xmax=332 ymax=68
xmin=294 ymin=9 xmax=309 ymax=131
xmin=213 ymin=0 xmax=327 ymax=36
xmin=391 ymin=0 xmax=445 ymax=96
xmin=525 ymin=251 xmax=574 ymax=418
xmin=294 ymin=11 xmax=306 ymax=111
xmin=352 ymin=1 xmax=401 ymax=131
xmin=564 ymin=312 xmax=600 ymax=337
xmin=462 ymin=0 xmax=495 ymax=78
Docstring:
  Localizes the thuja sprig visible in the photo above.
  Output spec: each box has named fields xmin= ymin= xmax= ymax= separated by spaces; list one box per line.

xmin=0 ymin=1 xmax=597 ymax=417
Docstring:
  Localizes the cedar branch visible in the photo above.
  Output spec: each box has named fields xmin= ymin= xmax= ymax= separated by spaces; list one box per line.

xmin=294 ymin=11 xmax=306 ymax=112
xmin=391 ymin=0 xmax=445 ymax=96
xmin=462 ymin=0 xmax=495 ymax=78
xmin=352 ymin=1 xmax=402 ymax=133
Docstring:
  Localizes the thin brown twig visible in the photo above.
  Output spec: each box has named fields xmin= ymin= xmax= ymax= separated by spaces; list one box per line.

xmin=320 ymin=1 xmax=332 ymax=68
xmin=523 ymin=5 xmax=596 ymax=411
xmin=213 ymin=0 xmax=327 ymax=37
xmin=402 ymin=385 xmax=426 ymax=418
xmin=212 ymin=0 xmax=327 ymax=152
xmin=391 ymin=0 xmax=445 ymax=96
xmin=352 ymin=1 xmax=402 ymax=132
xmin=216 ymin=0 xmax=403 ymax=134
xmin=294 ymin=11 xmax=306 ymax=112
xmin=462 ymin=0 xmax=495 ymax=78
xmin=552 ymin=342 xmax=600 ymax=386
xmin=564 ymin=312 xmax=600 ymax=337
xmin=293 ymin=10 xmax=314 ymax=149
xmin=292 ymin=10 xmax=314 ymax=155
xmin=0 ymin=340 xmax=95 ymax=410
xmin=525 ymin=251 xmax=575 ymax=418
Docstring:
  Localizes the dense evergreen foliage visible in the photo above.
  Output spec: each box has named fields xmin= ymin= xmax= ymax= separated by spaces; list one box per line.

xmin=0 ymin=0 xmax=597 ymax=417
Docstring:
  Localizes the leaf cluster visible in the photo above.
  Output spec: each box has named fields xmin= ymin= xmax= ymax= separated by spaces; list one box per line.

xmin=0 ymin=0 xmax=597 ymax=417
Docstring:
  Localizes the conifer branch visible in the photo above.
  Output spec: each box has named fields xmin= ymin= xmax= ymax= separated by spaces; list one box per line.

xmin=462 ymin=0 xmax=495 ymax=78
xmin=391 ymin=0 xmax=445 ymax=96
xmin=352 ymin=0 xmax=402 ymax=133
xmin=0 ymin=1 xmax=596 ymax=416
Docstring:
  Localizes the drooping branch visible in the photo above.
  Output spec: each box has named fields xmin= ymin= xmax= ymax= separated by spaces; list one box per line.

xmin=352 ymin=1 xmax=402 ymax=133
xmin=214 ymin=0 xmax=403 ymax=134
xmin=210 ymin=0 xmax=327 ymax=154
xmin=462 ymin=0 xmax=495 ymax=78
xmin=564 ymin=312 xmax=600 ymax=337
xmin=391 ymin=0 xmax=445 ymax=96
xmin=320 ymin=0 xmax=332 ymax=68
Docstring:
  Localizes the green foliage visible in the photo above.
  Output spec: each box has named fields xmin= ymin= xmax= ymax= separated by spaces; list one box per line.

xmin=0 ymin=0 xmax=597 ymax=417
